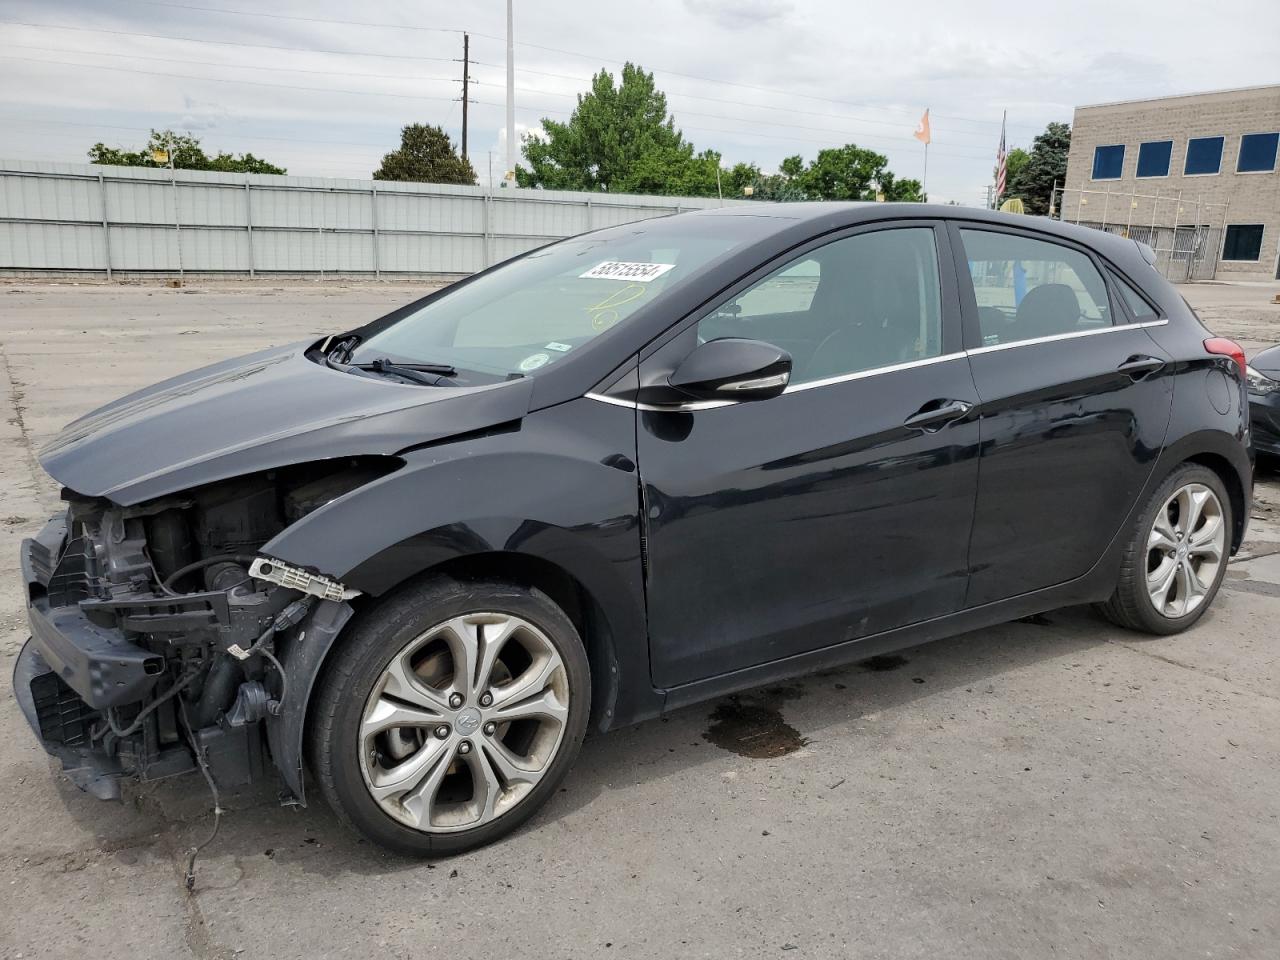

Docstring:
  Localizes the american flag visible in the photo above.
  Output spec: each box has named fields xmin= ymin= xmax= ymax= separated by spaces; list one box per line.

xmin=994 ymin=111 xmax=1008 ymax=204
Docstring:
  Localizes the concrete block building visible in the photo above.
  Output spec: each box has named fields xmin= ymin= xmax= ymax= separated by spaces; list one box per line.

xmin=1060 ymin=85 xmax=1280 ymax=281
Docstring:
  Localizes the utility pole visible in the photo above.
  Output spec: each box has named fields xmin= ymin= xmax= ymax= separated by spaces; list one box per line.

xmin=505 ymin=0 xmax=515 ymax=187
xmin=460 ymin=32 xmax=470 ymax=157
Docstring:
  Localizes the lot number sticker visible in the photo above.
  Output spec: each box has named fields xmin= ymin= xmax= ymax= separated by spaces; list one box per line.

xmin=580 ymin=261 xmax=676 ymax=283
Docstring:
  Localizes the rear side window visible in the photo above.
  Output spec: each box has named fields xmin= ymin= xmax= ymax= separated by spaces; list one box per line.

xmin=960 ymin=229 xmax=1112 ymax=347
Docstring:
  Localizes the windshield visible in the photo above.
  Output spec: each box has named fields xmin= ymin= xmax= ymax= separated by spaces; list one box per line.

xmin=350 ymin=214 xmax=776 ymax=378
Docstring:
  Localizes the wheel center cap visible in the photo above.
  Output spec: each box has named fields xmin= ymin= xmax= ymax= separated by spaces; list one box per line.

xmin=1177 ymin=544 xmax=1189 ymax=560
xmin=455 ymin=707 xmax=482 ymax=734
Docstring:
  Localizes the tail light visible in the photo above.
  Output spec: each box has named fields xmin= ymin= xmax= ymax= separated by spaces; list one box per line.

xmin=1204 ymin=337 xmax=1246 ymax=376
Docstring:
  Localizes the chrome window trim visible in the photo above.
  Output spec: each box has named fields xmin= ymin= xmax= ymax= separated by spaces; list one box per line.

xmin=784 ymin=351 xmax=965 ymax=393
xmin=585 ymin=319 xmax=1170 ymax=411
xmin=584 ymin=392 xmax=734 ymax=412
xmin=585 ymin=353 xmax=966 ymax=411
xmin=965 ymin=317 xmax=1169 ymax=356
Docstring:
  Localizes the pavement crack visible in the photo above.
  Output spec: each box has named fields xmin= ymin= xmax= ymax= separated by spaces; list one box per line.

xmin=0 ymin=343 xmax=44 ymax=491
xmin=1105 ymin=638 xmax=1279 ymax=702
xmin=157 ymin=825 xmax=238 ymax=960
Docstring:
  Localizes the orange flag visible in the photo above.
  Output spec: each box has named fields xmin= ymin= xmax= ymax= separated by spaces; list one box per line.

xmin=914 ymin=109 xmax=931 ymax=145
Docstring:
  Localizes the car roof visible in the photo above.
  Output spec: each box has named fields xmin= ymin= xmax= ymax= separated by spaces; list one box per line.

xmin=682 ymin=202 xmax=1141 ymax=264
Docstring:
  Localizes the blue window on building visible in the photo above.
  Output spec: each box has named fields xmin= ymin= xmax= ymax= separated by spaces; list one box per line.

xmin=1184 ymin=136 xmax=1224 ymax=175
xmin=1136 ymin=140 xmax=1172 ymax=177
xmin=1092 ymin=144 xmax=1125 ymax=180
xmin=1238 ymin=133 xmax=1279 ymax=173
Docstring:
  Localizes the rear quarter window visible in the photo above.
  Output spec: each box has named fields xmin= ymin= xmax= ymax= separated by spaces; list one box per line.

xmin=1111 ymin=273 xmax=1160 ymax=322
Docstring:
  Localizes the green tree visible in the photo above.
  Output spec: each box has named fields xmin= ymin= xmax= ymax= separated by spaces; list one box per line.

xmin=776 ymin=144 xmax=924 ymax=202
xmin=88 ymin=129 xmax=285 ymax=174
xmin=1004 ymin=147 xmax=1031 ymax=186
xmin=1004 ymin=122 xmax=1070 ymax=216
xmin=518 ymin=63 xmax=701 ymax=193
xmin=374 ymin=124 xmax=475 ymax=184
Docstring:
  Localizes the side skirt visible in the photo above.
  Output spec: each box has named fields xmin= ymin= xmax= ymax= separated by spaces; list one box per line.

xmin=657 ymin=561 xmax=1119 ymax=715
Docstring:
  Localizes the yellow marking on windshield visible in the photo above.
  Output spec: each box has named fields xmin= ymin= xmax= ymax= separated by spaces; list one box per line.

xmin=586 ymin=283 xmax=648 ymax=331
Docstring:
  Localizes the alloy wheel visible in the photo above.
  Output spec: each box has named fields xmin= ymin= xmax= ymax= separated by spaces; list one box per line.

xmin=358 ymin=613 xmax=570 ymax=833
xmin=1145 ymin=482 xmax=1226 ymax=619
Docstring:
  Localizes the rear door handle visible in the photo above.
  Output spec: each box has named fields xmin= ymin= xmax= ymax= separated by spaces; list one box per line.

xmin=1118 ymin=355 xmax=1166 ymax=379
xmin=903 ymin=399 xmax=973 ymax=432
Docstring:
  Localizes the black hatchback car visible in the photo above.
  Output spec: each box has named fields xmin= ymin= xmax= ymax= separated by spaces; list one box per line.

xmin=1246 ymin=345 xmax=1280 ymax=457
xmin=14 ymin=204 xmax=1251 ymax=856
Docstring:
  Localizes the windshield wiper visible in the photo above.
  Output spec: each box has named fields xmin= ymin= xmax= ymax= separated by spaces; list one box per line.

xmin=362 ymin=358 xmax=457 ymax=376
xmin=347 ymin=357 xmax=457 ymax=386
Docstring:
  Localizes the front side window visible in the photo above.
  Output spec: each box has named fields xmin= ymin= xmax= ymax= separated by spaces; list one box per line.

xmin=1185 ymin=136 xmax=1224 ymax=175
xmin=1238 ymin=132 xmax=1279 ymax=173
xmin=1223 ymin=224 xmax=1264 ymax=262
xmin=960 ymin=229 xmax=1112 ymax=347
xmin=1092 ymin=144 xmax=1125 ymax=180
xmin=1136 ymin=140 xmax=1173 ymax=178
xmin=733 ymin=257 xmax=821 ymax=318
xmin=351 ymin=216 xmax=775 ymax=379
xmin=695 ymin=227 xmax=942 ymax=386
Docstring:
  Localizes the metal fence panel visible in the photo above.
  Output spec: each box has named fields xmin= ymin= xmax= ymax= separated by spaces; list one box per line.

xmin=107 ymin=225 xmax=181 ymax=271
xmin=0 ymin=220 xmax=104 ymax=269
xmin=0 ymin=160 xmax=749 ymax=277
xmin=378 ymin=232 xmax=485 ymax=274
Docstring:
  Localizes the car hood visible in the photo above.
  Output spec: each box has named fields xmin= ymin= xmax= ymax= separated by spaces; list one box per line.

xmin=1252 ymin=344 xmax=1280 ymax=377
xmin=39 ymin=341 xmax=534 ymax=504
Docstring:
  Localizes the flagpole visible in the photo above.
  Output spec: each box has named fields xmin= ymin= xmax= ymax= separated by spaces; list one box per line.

xmin=913 ymin=108 xmax=931 ymax=200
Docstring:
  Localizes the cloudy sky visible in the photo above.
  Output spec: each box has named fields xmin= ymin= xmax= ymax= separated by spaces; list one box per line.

xmin=2 ymin=0 xmax=1278 ymax=203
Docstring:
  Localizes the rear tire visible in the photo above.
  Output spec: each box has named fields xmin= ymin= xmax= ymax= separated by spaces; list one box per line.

xmin=309 ymin=577 xmax=590 ymax=857
xmin=1098 ymin=463 xmax=1232 ymax=635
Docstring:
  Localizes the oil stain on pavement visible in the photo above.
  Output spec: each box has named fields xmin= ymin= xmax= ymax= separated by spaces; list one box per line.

xmin=703 ymin=685 xmax=807 ymax=758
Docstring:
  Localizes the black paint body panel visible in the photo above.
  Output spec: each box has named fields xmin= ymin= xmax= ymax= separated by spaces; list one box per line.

xmin=638 ymin=356 xmax=981 ymax=687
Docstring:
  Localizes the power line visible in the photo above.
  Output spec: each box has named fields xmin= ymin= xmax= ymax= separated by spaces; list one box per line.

xmin=5 ymin=39 xmax=995 ymax=149
xmin=0 ymin=115 xmax=401 ymax=152
xmin=2 ymin=56 xmax=464 ymax=104
xmin=2 ymin=54 xmax=998 ymax=162
xmin=5 ymin=43 xmax=462 ymax=84
xmin=38 ymin=5 xmax=1038 ymax=134
xmin=462 ymin=35 xmax=1039 ymax=134
xmin=121 ymin=0 xmax=466 ymax=34
xmin=467 ymin=66 xmax=1008 ymax=145
xmin=0 ymin=19 xmax=464 ymax=64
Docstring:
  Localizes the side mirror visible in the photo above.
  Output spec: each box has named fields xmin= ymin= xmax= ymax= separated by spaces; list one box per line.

xmin=668 ymin=338 xmax=792 ymax=402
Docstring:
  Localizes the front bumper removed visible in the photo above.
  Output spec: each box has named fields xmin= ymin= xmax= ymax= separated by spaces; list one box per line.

xmin=12 ymin=639 xmax=128 ymax=799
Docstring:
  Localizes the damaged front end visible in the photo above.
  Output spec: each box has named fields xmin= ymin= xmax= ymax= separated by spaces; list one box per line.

xmin=12 ymin=460 xmax=391 ymax=802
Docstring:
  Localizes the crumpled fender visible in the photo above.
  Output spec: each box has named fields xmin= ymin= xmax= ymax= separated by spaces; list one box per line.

xmin=259 ymin=397 xmax=651 ymax=733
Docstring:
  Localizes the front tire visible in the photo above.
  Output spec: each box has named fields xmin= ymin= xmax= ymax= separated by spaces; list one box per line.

xmin=1099 ymin=464 xmax=1231 ymax=635
xmin=309 ymin=577 xmax=590 ymax=856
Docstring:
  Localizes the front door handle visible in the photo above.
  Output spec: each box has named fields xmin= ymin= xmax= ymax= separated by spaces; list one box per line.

xmin=1118 ymin=355 xmax=1166 ymax=379
xmin=903 ymin=399 xmax=973 ymax=432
